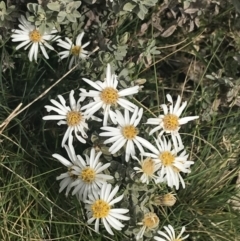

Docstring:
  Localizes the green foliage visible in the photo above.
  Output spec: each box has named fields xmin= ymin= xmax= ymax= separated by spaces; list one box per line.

xmin=0 ymin=1 xmax=18 ymax=28
xmin=27 ymin=0 xmax=82 ymax=32
xmin=122 ymin=0 xmax=158 ymax=20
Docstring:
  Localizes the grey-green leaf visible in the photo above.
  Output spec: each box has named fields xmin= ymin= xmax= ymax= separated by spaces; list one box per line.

xmin=66 ymin=14 xmax=76 ymax=22
xmin=123 ymin=3 xmax=136 ymax=12
xmin=57 ymin=11 xmax=67 ymax=22
xmin=47 ymin=2 xmax=60 ymax=12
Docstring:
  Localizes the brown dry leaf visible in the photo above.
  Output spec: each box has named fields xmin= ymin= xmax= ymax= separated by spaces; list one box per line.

xmin=151 ymin=13 xmax=164 ymax=32
xmin=189 ymin=20 xmax=195 ymax=32
xmin=211 ymin=99 xmax=221 ymax=112
xmin=84 ymin=9 xmax=97 ymax=29
xmin=161 ymin=25 xmax=177 ymax=37
xmin=138 ymin=23 xmax=148 ymax=36
xmin=184 ymin=8 xmax=199 ymax=14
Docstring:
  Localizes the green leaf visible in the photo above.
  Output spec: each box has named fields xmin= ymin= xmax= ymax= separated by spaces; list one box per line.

xmin=139 ymin=3 xmax=148 ymax=14
xmin=137 ymin=10 xmax=145 ymax=20
xmin=39 ymin=23 xmax=46 ymax=35
xmin=72 ymin=10 xmax=81 ymax=18
xmin=66 ymin=14 xmax=76 ymax=22
xmin=123 ymin=3 xmax=136 ymax=12
xmin=27 ymin=16 xmax=35 ymax=22
xmin=27 ymin=3 xmax=38 ymax=13
xmin=6 ymin=5 xmax=16 ymax=14
xmin=73 ymin=1 xmax=81 ymax=9
xmin=54 ymin=22 xmax=61 ymax=32
xmin=57 ymin=11 xmax=66 ymax=22
xmin=143 ymin=0 xmax=157 ymax=6
xmin=0 ymin=1 xmax=6 ymax=10
xmin=119 ymin=32 xmax=130 ymax=45
xmin=66 ymin=1 xmax=81 ymax=12
xmin=47 ymin=2 xmax=60 ymax=12
xmin=232 ymin=0 xmax=240 ymax=13
xmin=35 ymin=20 xmax=42 ymax=26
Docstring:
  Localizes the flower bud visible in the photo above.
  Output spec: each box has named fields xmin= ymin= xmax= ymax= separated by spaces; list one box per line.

xmin=153 ymin=193 xmax=176 ymax=207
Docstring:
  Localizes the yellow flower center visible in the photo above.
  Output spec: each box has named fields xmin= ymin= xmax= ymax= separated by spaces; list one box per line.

xmin=159 ymin=151 xmax=175 ymax=166
xmin=142 ymin=157 xmax=155 ymax=175
xmin=71 ymin=45 xmax=81 ymax=56
xmin=163 ymin=114 xmax=179 ymax=131
xmin=91 ymin=199 xmax=110 ymax=218
xmin=142 ymin=212 xmax=159 ymax=229
xmin=100 ymin=87 xmax=119 ymax=105
xmin=29 ymin=29 xmax=42 ymax=42
xmin=80 ymin=167 xmax=96 ymax=183
xmin=66 ymin=111 xmax=82 ymax=126
xmin=122 ymin=125 xmax=138 ymax=140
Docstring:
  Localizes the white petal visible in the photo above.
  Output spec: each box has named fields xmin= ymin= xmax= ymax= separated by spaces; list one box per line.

xmin=106 ymin=64 xmax=112 ymax=87
xmin=117 ymin=98 xmax=136 ymax=111
xmin=173 ymin=95 xmax=181 ymax=114
xmin=109 ymin=208 xmax=129 ymax=214
xmin=82 ymin=78 xmax=103 ymax=91
xmin=177 ymin=226 xmax=185 ymax=239
xmin=87 ymin=217 xmax=96 ymax=225
xmin=28 ymin=43 xmax=35 ymax=61
xmin=109 ymin=194 xmax=124 ymax=206
xmin=15 ymin=40 xmax=31 ymax=50
xmin=76 ymin=32 xmax=84 ymax=46
xmin=118 ymin=85 xmax=139 ymax=96
xmin=42 ymin=115 xmax=66 ymax=120
xmin=94 ymin=218 xmax=100 ymax=233
xmin=102 ymin=218 xmax=114 ymax=235
xmin=62 ymin=127 xmax=72 ymax=147
xmin=106 ymin=185 xmax=119 ymax=203
xmin=44 ymin=105 xmax=68 ymax=116
xmin=153 ymin=236 xmax=165 ymax=241
xmin=109 ymin=137 xmax=126 ymax=154
xmin=103 ymin=183 xmax=112 ymax=201
xmin=109 ymin=212 xmax=130 ymax=220
xmin=176 ymin=101 xmax=187 ymax=116
xmin=52 ymin=154 xmax=72 ymax=167
xmin=133 ymin=108 xmax=143 ymax=126
xmin=69 ymin=90 xmax=77 ymax=110
xmin=179 ymin=116 xmax=199 ymax=124
xmin=105 ymin=216 xmax=123 ymax=230
xmin=161 ymin=104 xmax=168 ymax=115
xmin=100 ymin=182 xmax=108 ymax=199
xmin=149 ymin=125 xmax=162 ymax=135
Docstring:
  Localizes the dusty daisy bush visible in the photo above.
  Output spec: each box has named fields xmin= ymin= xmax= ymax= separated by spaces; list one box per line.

xmin=5 ymin=3 xmax=200 ymax=238
xmin=8 ymin=0 xmax=240 ymax=240
xmin=42 ymin=62 xmax=199 ymax=238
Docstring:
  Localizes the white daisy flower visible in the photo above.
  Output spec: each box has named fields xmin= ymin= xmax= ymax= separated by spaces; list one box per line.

xmin=85 ymin=182 xmax=130 ymax=235
xmin=53 ymin=136 xmax=113 ymax=201
xmin=147 ymin=94 xmax=199 ymax=150
xmin=136 ymin=212 xmax=159 ymax=240
xmin=80 ymin=63 xmax=139 ymax=126
xmin=11 ymin=15 xmax=59 ymax=62
xmin=57 ymin=32 xmax=90 ymax=69
xmin=42 ymin=90 xmax=88 ymax=147
xmin=70 ymin=147 xmax=113 ymax=201
xmin=154 ymin=225 xmax=189 ymax=241
xmin=133 ymin=155 xmax=161 ymax=184
xmin=143 ymin=136 xmax=194 ymax=190
xmin=53 ymin=136 xmax=81 ymax=196
xmin=100 ymin=107 xmax=154 ymax=162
